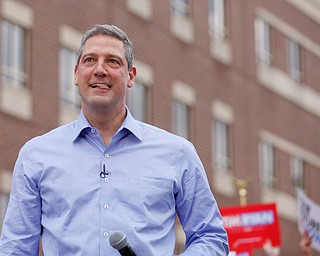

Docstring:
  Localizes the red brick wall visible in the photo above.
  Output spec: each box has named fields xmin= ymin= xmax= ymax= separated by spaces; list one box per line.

xmin=1 ymin=0 xmax=320 ymax=255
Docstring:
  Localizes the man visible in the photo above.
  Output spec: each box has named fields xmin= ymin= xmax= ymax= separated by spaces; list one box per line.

xmin=0 ymin=24 xmax=229 ymax=255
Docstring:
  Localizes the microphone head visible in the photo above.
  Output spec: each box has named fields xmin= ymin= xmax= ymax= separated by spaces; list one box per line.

xmin=109 ymin=231 xmax=129 ymax=250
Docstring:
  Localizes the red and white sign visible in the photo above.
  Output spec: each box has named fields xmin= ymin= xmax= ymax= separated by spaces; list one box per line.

xmin=220 ymin=203 xmax=281 ymax=255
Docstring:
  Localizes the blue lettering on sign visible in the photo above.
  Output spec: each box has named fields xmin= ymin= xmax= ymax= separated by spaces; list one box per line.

xmin=241 ymin=210 xmax=274 ymax=226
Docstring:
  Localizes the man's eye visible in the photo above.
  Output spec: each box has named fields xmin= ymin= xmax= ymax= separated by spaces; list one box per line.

xmin=84 ymin=57 xmax=94 ymax=63
xmin=107 ymin=59 xmax=119 ymax=66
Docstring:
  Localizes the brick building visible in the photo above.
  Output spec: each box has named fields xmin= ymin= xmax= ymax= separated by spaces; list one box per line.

xmin=0 ymin=0 xmax=320 ymax=255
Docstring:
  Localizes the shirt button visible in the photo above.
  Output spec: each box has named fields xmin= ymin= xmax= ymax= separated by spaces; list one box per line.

xmin=104 ymin=204 xmax=109 ymax=210
xmin=91 ymin=128 xmax=96 ymax=133
xmin=103 ymin=232 xmax=109 ymax=237
xmin=105 ymin=153 xmax=109 ymax=158
xmin=105 ymin=178 xmax=109 ymax=183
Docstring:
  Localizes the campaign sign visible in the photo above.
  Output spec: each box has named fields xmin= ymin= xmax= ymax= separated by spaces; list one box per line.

xmin=220 ymin=203 xmax=281 ymax=254
xmin=297 ymin=188 xmax=320 ymax=253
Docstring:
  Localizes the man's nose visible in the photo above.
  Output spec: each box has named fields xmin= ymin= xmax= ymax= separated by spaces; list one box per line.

xmin=94 ymin=60 xmax=108 ymax=76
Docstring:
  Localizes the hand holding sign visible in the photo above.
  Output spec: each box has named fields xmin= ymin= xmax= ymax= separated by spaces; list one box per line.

xmin=299 ymin=231 xmax=313 ymax=256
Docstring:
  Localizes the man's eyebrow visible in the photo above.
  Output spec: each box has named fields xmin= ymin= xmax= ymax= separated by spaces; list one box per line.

xmin=81 ymin=52 xmax=97 ymax=57
xmin=81 ymin=52 xmax=125 ymax=64
xmin=106 ymin=53 xmax=123 ymax=59
xmin=80 ymin=52 xmax=96 ymax=60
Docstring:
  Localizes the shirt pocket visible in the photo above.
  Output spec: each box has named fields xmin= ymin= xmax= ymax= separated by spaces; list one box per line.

xmin=127 ymin=176 xmax=175 ymax=224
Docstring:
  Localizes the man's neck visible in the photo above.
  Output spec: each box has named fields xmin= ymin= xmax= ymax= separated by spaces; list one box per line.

xmin=83 ymin=106 xmax=127 ymax=147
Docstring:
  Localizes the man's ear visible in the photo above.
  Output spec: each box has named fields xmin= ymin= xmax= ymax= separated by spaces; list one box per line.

xmin=74 ymin=65 xmax=79 ymax=86
xmin=127 ymin=66 xmax=137 ymax=88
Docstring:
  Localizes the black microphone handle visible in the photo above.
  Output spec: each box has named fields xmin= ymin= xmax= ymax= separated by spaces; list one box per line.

xmin=118 ymin=245 xmax=137 ymax=256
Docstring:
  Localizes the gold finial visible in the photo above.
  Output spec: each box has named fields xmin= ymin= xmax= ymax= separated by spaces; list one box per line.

xmin=234 ymin=178 xmax=249 ymax=206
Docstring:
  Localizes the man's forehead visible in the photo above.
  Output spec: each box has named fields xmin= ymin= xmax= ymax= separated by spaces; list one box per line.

xmin=84 ymin=34 xmax=123 ymax=47
xmin=79 ymin=35 xmax=127 ymax=65
xmin=82 ymin=35 xmax=124 ymax=53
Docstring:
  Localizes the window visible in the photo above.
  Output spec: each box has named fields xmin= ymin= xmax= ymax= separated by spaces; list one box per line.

xmin=59 ymin=47 xmax=80 ymax=110
xmin=288 ymin=39 xmax=301 ymax=82
xmin=209 ymin=0 xmax=226 ymax=40
xmin=1 ymin=20 xmax=27 ymax=88
xmin=127 ymin=81 xmax=147 ymax=122
xmin=0 ymin=192 xmax=9 ymax=233
xmin=171 ymin=0 xmax=190 ymax=16
xmin=291 ymin=157 xmax=304 ymax=188
xmin=213 ymin=120 xmax=229 ymax=171
xmin=170 ymin=0 xmax=194 ymax=43
xmin=259 ymin=141 xmax=275 ymax=186
xmin=0 ymin=0 xmax=33 ymax=120
xmin=173 ymin=101 xmax=189 ymax=139
xmin=255 ymin=18 xmax=271 ymax=64
xmin=171 ymin=81 xmax=195 ymax=140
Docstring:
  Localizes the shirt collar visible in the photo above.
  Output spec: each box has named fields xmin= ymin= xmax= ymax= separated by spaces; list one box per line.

xmin=71 ymin=110 xmax=91 ymax=141
xmin=120 ymin=107 xmax=143 ymax=141
xmin=72 ymin=107 xmax=143 ymax=142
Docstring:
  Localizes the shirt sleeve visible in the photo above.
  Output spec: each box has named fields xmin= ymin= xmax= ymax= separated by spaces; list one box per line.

xmin=0 ymin=143 xmax=41 ymax=256
xmin=175 ymin=140 xmax=229 ymax=256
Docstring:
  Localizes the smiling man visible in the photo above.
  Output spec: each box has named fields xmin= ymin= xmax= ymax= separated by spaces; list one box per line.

xmin=74 ymin=27 xmax=137 ymax=147
xmin=0 ymin=24 xmax=229 ymax=256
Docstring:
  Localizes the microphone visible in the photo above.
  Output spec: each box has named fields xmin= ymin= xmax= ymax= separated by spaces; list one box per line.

xmin=109 ymin=231 xmax=137 ymax=256
xmin=100 ymin=164 xmax=111 ymax=178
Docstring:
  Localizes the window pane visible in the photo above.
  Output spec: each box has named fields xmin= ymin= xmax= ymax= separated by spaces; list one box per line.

xmin=255 ymin=18 xmax=271 ymax=64
xmin=209 ymin=0 xmax=226 ymax=39
xmin=1 ymin=22 xmax=10 ymax=68
xmin=171 ymin=0 xmax=189 ymax=16
xmin=59 ymin=48 xmax=80 ymax=110
xmin=13 ymin=26 xmax=25 ymax=72
xmin=1 ymin=21 xmax=27 ymax=88
xmin=173 ymin=101 xmax=189 ymax=139
xmin=259 ymin=141 xmax=274 ymax=186
xmin=288 ymin=39 xmax=301 ymax=82
xmin=213 ymin=120 xmax=229 ymax=170
xmin=0 ymin=193 xmax=9 ymax=233
xmin=127 ymin=82 xmax=146 ymax=122
xmin=291 ymin=157 xmax=304 ymax=188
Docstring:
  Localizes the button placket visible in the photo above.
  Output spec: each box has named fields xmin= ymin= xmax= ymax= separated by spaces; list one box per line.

xmin=99 ymin=148 xmax=114 ymax=242
xmin=100 ymin=151 xmax=111 ymax=178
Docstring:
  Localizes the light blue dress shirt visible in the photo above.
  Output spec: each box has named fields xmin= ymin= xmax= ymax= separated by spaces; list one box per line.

xmin=0 ymin=109 xmax=229 ymax=256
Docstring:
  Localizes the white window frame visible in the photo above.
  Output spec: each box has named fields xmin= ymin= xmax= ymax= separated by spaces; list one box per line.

xmin=127 ymin=81 xmax=147 ymax=122
xmin=288 ymin=39 xmax=301 ymax=82
xmin=209 ymin=0 xmax=227 ymax=40
xmin=255 ymin=17 xmax=271 ymax=64
xmin=213 ymin=120 xmax=230 ymax=171
xmin=259 ymin=141 xmax=275 ymax=187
